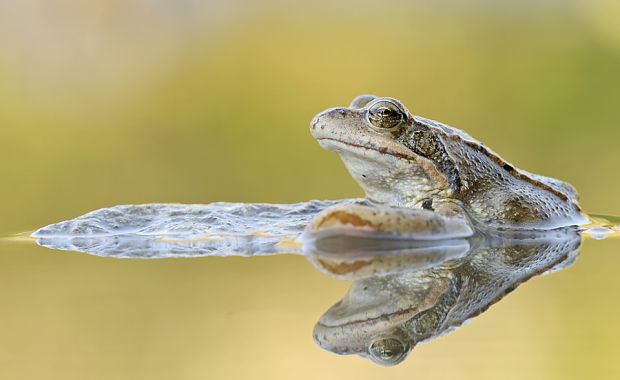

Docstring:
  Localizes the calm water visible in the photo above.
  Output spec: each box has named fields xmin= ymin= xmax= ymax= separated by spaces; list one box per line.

xmin=1 ymin=204 xmax=619 ymax=378
xmin=1 ymin=0 xmax=620 ymax=379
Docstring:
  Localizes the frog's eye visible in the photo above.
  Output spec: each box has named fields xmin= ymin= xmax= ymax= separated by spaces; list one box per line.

xmin=366 ymin=100 xmax=405 ymax=131
xmin=368 ymin=337 xmax=409 ymax=366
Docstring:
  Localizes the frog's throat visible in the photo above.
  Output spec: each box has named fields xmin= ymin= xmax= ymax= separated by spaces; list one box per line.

xmin=318 ymin=138 xmax=452 ymax=206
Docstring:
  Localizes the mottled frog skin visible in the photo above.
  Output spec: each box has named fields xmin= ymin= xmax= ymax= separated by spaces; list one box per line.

xmin=310 ymin=95 xmax=588 ymax=229
xmin=312 ymin=228 xmax=582 ymax=366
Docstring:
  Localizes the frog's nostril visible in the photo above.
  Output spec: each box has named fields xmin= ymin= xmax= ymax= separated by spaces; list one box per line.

xmin=337 ymin=109 xmax=346 ymax=117
xmin=311 ymin=116 xmax=319 ymax=129
xmin=311 ymin=115 xmax=325 ymax=133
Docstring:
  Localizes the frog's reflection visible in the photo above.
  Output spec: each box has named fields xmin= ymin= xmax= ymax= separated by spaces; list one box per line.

xmin=306 ymin=228 xmax=581 ymax=366
xmin=31 ymin=201 xmax=585 ymax=367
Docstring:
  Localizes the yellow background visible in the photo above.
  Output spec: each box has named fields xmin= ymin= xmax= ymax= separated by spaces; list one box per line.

xmin=1 ymin=1 xmax=619 ymax=379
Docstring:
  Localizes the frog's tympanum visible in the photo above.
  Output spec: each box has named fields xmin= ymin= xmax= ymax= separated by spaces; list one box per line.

xmin=310 ymin=95 xmax=589 ymax=229
xmin=312 ymin=228 xmax=582 ymax=366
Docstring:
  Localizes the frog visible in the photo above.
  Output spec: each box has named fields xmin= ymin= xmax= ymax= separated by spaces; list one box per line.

xmin=312 ymin=227 xmax=583 ymax=366
xmin=310 ymin=95 xmax=589 ymax=230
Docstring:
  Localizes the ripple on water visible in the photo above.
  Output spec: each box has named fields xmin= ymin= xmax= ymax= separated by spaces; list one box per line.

xmin=31 ymin=200 xmax=361 ymax=258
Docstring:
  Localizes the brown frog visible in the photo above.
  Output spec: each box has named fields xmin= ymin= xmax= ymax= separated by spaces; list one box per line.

xmin=312 ymin=228 xmax=582 ymax=366
xmin=310 ymin=95 xmax=588 ymax=229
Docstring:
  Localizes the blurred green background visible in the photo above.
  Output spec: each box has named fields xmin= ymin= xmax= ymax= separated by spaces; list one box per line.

xmin=1 ymin=0 xmax=619 ymax=379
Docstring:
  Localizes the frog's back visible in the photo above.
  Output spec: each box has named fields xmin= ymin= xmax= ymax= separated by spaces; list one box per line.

xmin=414 ymin=116 xmax=587 ymax=228
xmin=524 ymin=171 xmax=579 ymax=202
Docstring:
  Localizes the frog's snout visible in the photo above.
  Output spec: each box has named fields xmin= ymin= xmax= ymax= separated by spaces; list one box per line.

xmin=310 ymin=108 xmax=352 ymax=138
xmin=310 ymin=113 xmax=322 ymax=133
xmin=310 ymin=109 xmax=334 ymax=137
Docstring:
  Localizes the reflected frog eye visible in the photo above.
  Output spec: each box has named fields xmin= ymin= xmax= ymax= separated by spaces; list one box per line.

xmin=368 ymin=337 xmax=408 ymax=366
xmin=366 ymin=100 xmax=405 ymax=131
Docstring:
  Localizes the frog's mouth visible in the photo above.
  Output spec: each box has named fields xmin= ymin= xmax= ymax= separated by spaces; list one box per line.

xmin=316 ymin=137 xmax=418 ymax=162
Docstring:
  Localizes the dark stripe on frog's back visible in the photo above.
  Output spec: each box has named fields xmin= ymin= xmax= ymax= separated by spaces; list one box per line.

xmin=412 ymin=116 xmax=577 ymax=207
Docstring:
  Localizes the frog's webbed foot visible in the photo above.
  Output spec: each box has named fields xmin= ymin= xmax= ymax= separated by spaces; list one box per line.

xmin=301 ymin=203 xmax=475 ymax=280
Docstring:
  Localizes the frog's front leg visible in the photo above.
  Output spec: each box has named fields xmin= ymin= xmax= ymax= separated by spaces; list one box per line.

xmin=303 ymin=202 xmax=474 ymax=241
xmin=301 ymin=202 xmax=474 ymax=280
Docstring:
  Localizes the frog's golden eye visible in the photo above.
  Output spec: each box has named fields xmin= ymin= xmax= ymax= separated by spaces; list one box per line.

xmin=366 ymin=100 xmax=405 ymax=131
xmin=368 ymin=337 xmax=408 ymax=366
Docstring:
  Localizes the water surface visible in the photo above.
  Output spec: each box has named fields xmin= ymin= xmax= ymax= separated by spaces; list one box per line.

xmin=2 ymin=202 xmax=619 ymax=376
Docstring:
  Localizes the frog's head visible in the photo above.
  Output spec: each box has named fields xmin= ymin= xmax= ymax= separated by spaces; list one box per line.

xmin=312 ymin=283 xmax=413 ymax=366
xmin=313 ymin=272 xmax=452 ymax=366
xmin=310 ymin=95 xmax=457 ymax=207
